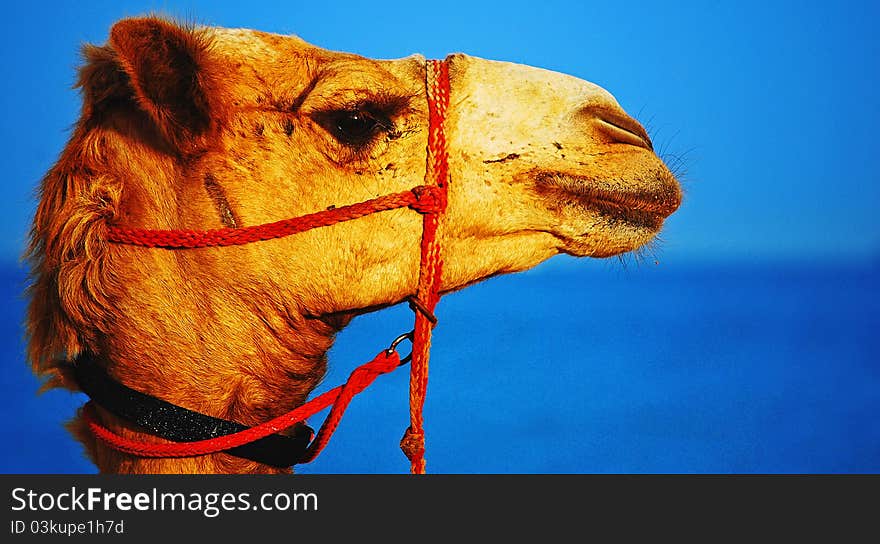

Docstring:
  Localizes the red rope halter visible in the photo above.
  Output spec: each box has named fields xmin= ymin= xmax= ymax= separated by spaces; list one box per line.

xmin=82 ymin=59 xmax=451 ymax=474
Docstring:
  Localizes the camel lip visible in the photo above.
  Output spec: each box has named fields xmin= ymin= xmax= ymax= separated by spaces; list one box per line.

xmin=537 ymin=172 xmax=682 ymax=221
xmin=577 ymin=184 xmax=681 ymax=217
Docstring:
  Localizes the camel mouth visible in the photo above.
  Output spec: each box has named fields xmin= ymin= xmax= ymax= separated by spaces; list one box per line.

xmin=537 ymin=172 xmax=682 ymax=229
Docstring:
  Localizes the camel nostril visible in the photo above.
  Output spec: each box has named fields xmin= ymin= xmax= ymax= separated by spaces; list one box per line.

xmin=579 ymin=103 xmax=653 ymax=151
xmin=596 ymin=116 xmax=653 ymax=151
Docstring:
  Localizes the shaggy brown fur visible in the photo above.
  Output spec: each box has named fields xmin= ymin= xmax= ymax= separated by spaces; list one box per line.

xmin=27 ymin=18 xmax=338 ymax=473
xmin=27 ymin=17 xmax=680 ymax=473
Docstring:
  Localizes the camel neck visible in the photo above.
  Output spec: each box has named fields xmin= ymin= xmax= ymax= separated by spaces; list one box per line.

xmin=76 ymin=304 xmax=347 ymax=473
xmin=73 ymin=353 xmax=315 ymax=468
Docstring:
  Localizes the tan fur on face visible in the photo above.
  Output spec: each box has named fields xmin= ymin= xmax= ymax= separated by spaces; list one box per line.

xmin=26 ymin=17 xmax=680 ymax=473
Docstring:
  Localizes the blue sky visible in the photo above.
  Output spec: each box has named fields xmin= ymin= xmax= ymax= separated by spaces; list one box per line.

xmin=2 ymin=0 xmax=878 ymax=264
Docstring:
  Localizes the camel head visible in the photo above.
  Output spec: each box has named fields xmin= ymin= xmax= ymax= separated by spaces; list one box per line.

xmin=28 ymin=17 xmax=680 ymax=473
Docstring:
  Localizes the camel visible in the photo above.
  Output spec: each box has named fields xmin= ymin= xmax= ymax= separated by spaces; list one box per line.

xmin=26 ymin=17 xmax=681 ymax=474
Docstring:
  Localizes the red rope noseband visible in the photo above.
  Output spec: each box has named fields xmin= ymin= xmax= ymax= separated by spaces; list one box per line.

xmin=81 ymin=59 xmax=451 ymax=474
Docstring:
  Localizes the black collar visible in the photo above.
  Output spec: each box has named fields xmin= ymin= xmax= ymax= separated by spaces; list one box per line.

xmin=72 ymin=353 xmax=314 ymax=468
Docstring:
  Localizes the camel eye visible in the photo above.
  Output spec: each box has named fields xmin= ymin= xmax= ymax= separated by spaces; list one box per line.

xmin=317 ymin=108 xmax=393 ymax=148
xmin=335 ymin=111 xmax=377 ymax=142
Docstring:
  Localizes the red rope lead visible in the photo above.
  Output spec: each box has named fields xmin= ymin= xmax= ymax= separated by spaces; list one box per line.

xmin=84 ymin=349 xmax=402 ymax=461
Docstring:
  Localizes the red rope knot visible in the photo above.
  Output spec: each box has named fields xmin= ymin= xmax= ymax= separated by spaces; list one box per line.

xmin=343 ymin=351 xmax=401 ymax=393
xmin=399 ymin=426 xmax=425 ymax=466
xmin=409 ymin=185 xmax=446 ymax=215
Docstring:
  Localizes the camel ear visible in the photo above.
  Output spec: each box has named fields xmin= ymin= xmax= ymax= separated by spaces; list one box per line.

xmin=108 ymin=17 xmax=220 ymax=146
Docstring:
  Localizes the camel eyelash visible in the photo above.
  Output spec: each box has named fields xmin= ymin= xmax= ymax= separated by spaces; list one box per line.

xmin=311 ymin=96 xmax=411 ymax=156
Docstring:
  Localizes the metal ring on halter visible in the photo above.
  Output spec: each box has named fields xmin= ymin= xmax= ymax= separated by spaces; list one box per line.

xmin=387 ymin=331 xmax=415 ymax=365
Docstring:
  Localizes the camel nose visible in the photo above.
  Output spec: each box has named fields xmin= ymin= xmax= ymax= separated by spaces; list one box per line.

xmin=580 ymin=103 xmax=653 ymax=151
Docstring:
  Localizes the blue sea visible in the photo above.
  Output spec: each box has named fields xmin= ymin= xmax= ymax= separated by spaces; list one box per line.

xmin=2 ymin=258 xmax=878 ymax=473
